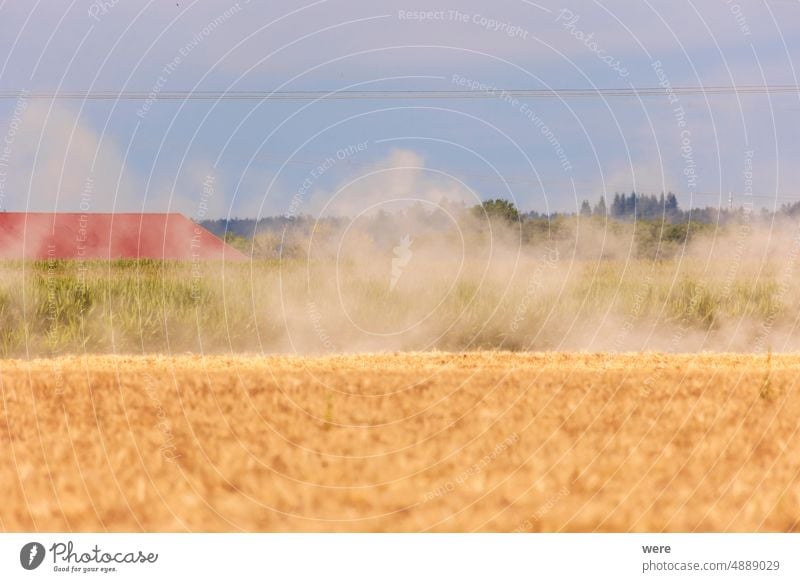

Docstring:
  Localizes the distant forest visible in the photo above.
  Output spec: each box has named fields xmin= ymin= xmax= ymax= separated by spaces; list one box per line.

xmin=201 ymin=192 xmax=800 ymax=240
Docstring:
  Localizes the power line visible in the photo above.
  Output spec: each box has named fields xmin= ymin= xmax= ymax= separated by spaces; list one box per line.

xmin=1 ymin=85 xmax=799 ymax=101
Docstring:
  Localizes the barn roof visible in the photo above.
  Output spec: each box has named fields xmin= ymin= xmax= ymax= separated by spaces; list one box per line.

xmin=0 ymin=212 xmax=247 ymax=261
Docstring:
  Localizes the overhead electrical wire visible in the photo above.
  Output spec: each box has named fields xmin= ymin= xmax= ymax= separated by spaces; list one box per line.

xmin=0 ymin=85 xmax=799 ymax=101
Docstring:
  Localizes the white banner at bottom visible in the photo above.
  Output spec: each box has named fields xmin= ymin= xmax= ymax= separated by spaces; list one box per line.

xmin=1 ymin=533 xmax=797 ymax=581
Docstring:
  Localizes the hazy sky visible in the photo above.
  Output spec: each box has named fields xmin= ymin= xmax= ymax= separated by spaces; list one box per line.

xmin=0 ymin=0 xmax=798 ymax=218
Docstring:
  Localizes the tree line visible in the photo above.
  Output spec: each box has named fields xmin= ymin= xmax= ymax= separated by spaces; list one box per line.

xmin=202 ymin=192 xmax=800 ymax=240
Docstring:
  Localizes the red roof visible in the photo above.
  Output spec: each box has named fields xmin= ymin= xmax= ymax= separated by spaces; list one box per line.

xmin=0 ymin=213 xmax=247 ymax=261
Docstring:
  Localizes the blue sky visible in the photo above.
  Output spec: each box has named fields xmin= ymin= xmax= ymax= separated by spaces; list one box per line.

xmin=0 ymin=0 xmax=798 ymax=218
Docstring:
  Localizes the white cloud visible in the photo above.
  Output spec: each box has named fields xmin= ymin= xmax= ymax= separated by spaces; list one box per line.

xmin=5 ymin=101 xmax=137 ymax=212
xmin=308 ymin=148 xmax=480 ymax=216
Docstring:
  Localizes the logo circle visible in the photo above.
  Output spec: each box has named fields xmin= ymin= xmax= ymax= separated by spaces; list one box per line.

xmin=19 ymin=542 xmax=45 ymax=570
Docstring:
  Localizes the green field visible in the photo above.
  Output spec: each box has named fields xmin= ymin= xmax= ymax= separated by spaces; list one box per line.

xmin=0 ymin=251 xmax=792 ymax=357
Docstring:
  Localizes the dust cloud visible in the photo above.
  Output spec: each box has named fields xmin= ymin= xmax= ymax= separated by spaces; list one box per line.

xmin=238 ymin=204 xmax=800 ymax=355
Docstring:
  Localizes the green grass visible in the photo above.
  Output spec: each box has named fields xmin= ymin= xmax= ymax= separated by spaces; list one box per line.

xmin=0 ymin=257 xmax=791 ymax=357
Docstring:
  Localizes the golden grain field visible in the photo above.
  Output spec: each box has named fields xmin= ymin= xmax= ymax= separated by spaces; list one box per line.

xmin=1 ymin=352 xmax=798 ymax=532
